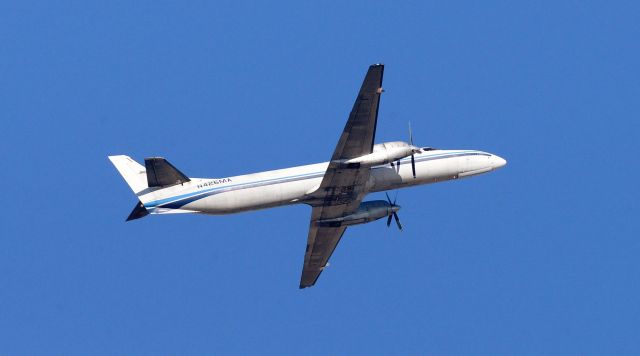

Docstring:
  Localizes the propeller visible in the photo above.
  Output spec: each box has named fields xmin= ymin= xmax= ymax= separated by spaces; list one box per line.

xmin=389 ymin=122 xmax=421 ymax=179
xmin=409 ymin=122 xmax=418 ymax=179
xmin=385 ymin=192 xmax=403 ymax=231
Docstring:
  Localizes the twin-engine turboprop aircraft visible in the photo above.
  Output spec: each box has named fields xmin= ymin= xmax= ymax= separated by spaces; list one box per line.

xmin=109 ymin=64 xmax=506 ymax=288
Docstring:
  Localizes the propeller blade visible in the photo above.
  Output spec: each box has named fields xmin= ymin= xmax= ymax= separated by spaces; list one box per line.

xmin=387 ymin=214 xmax=393 ymax=227
xmin=393 ymin=212 xmax=403 ymax=231
xmin=408 ymin=122 xmax=417 ymax=178
xmin=385 ymin=192 xmax=392 ymax=205
xmin=411 ymin=154 xmax=416 ymax=178
xmin=409 ymin=121 xmax=413 ymax=146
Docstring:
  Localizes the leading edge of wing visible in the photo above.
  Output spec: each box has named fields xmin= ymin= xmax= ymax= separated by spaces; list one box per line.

xmin=329 ymin=63 xmax=384 ymax=161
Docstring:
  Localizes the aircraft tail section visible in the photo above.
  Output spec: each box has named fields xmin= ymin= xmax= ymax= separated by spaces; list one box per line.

xmin=108 ymin=155 xmax=148 ymax=195
xmin=109 ymin=155 xmax=195 ymax=221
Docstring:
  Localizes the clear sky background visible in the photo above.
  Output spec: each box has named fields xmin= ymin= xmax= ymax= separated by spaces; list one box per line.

xmin=2 ymin=1 xmax=639 ymax=354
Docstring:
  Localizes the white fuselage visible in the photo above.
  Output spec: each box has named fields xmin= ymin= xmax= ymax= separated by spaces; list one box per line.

xmin=140 ymin=149 xmax=506 ymax=216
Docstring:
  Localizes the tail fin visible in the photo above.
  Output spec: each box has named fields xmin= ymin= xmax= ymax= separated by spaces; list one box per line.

xmin=108 ymin=155 xmax=148 ymax=195
xmin=109 ymin=155 xmax=191 ymax=221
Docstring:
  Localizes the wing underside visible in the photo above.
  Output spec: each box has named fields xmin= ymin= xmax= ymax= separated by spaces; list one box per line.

xmin=300 ymin=208 xmax=348 ymax=287
xmin=299 ymin=64 xmax=384 ymax=288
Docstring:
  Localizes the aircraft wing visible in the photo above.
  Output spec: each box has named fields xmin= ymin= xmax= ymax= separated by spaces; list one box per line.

xmin=300 ymin=64 xmax=384 ymax=288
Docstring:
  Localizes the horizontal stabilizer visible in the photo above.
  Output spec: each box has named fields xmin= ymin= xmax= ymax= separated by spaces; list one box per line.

xmin=144 ymin=157 xmax=190 ymax=188
xmin=126 ymin=200 xmax=149 ymax=221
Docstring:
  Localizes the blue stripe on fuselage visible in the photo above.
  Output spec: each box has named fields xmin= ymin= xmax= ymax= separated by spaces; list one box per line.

xmin=144 ymin=150 xmax=488 ymax=209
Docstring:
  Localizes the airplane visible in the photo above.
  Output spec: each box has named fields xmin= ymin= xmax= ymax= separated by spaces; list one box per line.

xmin=108 ymin=64 xmax=507 ymax=288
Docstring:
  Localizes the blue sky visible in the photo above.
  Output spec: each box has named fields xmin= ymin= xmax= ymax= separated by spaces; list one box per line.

xmin=1 ymin=1 xmax=639 ymax=354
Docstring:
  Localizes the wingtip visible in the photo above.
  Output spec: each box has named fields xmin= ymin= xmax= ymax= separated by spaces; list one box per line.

xmin=299 ymin=283 xmax=315 ymax=289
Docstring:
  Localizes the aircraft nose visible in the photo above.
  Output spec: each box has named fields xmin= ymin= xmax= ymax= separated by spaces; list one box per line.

xmin=492 ymin=155 xmax=507 ymax=169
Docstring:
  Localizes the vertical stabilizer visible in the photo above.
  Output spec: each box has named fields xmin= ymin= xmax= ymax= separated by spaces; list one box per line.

xmin=108 ymin=155 xmax=148 ymax=195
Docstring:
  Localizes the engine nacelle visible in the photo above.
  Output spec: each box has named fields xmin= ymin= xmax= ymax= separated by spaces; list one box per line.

xmin=316 ymin=200 xmax=399 ymax=227
xmin=334 ymin=141 xmax=418 ymax=167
